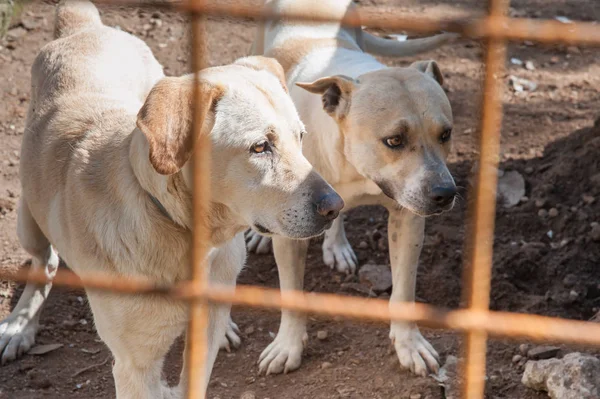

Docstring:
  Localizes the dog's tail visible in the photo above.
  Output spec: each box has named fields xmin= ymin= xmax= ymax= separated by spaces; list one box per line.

xmin=359 ymin=31 xmax=458 ymax=57
xmin=55 ymin=0 xmax=102 ymax=39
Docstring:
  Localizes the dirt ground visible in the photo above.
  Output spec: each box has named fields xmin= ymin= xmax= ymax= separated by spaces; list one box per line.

xmin=1 ymin=0 xmax=599 ymax=398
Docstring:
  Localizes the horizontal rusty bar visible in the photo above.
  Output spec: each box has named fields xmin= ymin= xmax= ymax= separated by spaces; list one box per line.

xmin=3 ymin=266 xmax=600 ymax=346
xmin=91 ymin=0 xmax=600 ymax=46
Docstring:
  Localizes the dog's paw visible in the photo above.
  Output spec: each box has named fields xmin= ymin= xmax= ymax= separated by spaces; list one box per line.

xmin=0 ymin=314 xmax=38 ymax=365
xmin=322 ymin=238 xmax=357 ymax=274
xmin=245 ymin=229 xmax=272 ymax=254
xmin=390 ymin=322 xmax=439 ymax=377
xmin=258 ymin=331 xmax=308 ymax=375
xmin=219 ymin=318 xmax=241 ymax=352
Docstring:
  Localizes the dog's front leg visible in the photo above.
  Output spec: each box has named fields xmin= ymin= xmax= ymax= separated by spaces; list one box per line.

xmin=322 ymin=216 xmax=358 ymax=274
xmin=387 ymin=207 xmax=439 ymax=377
xmin=178 ymin=234 xmax=246 ymax=396
xmin=258 ymin=236 xmax=309 ymax=375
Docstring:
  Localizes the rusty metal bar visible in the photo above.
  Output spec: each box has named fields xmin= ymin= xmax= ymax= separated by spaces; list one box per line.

xmin=462 ymin=0 xmax=509 ymax=397
xmin=186 ymin=0 xmax=211 ymax=397
xmin=4 ymin=266 xmax=600 ymax=347
xmin=92 ymin=0 xmax=600 ymax=46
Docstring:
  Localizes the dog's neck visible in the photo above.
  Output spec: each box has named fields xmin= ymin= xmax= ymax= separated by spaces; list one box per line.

xmin=129 ymin=129 xmax=247 ymax=246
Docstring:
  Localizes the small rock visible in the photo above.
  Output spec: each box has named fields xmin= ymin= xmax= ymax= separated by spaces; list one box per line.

xmin=244 ymin=325 xmax=255 ymax=335
xmin=548 ymin=208 xmax=559 ymax=218
xmin=554 ymin=16 xmax=572 ymax=23
xmin=6 ymin=27 xmax=27 ymax=41
xmin=527 ymin=345 xmax=560 ymax=360
xmin=563 ymin=274 xmax=577 ymax=288
xmin=524 ymin=60 xmax=535 ymax=70
xmin=150 ymin=18 xmax=163 ymax=28
xmin=513 ymin=354 xmax=523 ymax=363
xmin=497 ymin=170 xmax=525 ymax=208
xmin=21 ymin=17 xmax=43 ymax=31
xmin=510 ymin=57 xmax=523 ymax=66
xmin=410 ymin=394 xmax=422 ymax=399
xmin=508 ymin=75 xmax=537 ymax=92
xmin=569 ymin=290 xmax=579 ymax=301
xmin=538 ymin=209 xmax=548 ymax=218
xmin=240 ymin=391 xmax=256 ymax=399
xmin=321 ymin=361 xmax=332 ymax=369
xmin=317 ymin=330 xmax=328 ymax=340
xmin=583 ymin=194 xmax=595 ymax=204
xmin=535 ymin=198 xmax=547 ymax=208
xmin=358 ymin=241 xmax=368 ymax=249
xmin=358 ymin=264 xmax=393 ymax=294
xmin=62 ymin=319 xmax=78 ymax=327
xmin=566 ymin=46 xmax=581 ymax=55
xmin=522 ymin=352 xmax=600 ymax=399
xmin=525 ymin=166 xmax=534 ymax=174
xmin=519 ymin=344 xmax=530 ymax=355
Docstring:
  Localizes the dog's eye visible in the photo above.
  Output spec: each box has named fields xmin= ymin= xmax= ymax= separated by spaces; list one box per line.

xmin=384 ymin=135 xmax=405 ymax=149
xmin=251 ymin=140 xmax=271 ymax=154
xmin=440 ymin=128 xmax=452 ymax=143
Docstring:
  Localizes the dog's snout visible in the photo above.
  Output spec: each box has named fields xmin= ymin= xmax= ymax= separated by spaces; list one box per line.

xmin=316 ymin=193 xmax=344 ymax=221
xmin=429 ymin=185 xmax=456 ymax=207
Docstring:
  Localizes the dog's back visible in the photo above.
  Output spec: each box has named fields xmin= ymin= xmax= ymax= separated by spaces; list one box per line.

xmin=31 ymin=1 xmax=163 ymax=116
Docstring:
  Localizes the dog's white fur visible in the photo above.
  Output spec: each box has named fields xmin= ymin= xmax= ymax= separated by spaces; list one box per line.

xmin=247 ymin=0 xmax=457 ymax=377
xmin=0 ymin=1 xmax=343 ymax=397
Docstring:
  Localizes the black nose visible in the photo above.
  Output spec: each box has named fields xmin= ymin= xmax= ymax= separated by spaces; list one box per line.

xmin=316 ymin=193 xmax=344 ymax=221
xmin=430 ymin=185 xmax=457 ymax=207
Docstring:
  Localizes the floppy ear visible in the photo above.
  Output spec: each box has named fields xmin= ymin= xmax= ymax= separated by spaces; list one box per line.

xmin=235 ymin=56 xmax=288 ymax=92
xmin=136 ymin=75 xmax=223 ymax=175
xmin=296 ymin=75 xmax=356 ymax=120
xmin=410 ymin=60 xmax=444 ymax=86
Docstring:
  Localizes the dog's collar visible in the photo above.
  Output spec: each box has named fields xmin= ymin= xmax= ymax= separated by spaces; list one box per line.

xmin=148 ymin=193 xmax=174 ymax=222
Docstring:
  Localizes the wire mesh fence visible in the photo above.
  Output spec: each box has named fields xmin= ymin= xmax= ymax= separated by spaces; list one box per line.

xmin=2 ymin=0 xmax=600 ymax=398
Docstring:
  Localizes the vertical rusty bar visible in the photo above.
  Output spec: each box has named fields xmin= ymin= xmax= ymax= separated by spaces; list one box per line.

xmin=462 ymin=0 xmax=509 ymax=398
xmin=186 ymin=0 xmax=211 ymax=398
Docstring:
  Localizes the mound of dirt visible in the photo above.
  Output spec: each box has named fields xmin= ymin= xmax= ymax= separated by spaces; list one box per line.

xmin=489 ymin=118 xmax=600 ymax=318
xmin=418 ymin=118 xmax=600 ymax=320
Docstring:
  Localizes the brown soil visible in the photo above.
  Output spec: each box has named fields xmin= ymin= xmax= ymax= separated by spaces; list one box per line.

xmin=1 ymin=1 xmax=599 ymax=398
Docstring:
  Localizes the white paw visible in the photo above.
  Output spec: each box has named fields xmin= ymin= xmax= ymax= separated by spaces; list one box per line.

xmin=390 ymin=323 xmax=439 ymax=377
xmin=258 ymin=330 xmax=308 ymax=375
xmin=245 ymin=229 xmax=272 ymax=254
xmin=322 ymin=239 xmax=357 ymax=274
xmin=219 ymin=318 xmax=241 ymax=352
xmin=0 ymin=314 xmax=38 ymax=365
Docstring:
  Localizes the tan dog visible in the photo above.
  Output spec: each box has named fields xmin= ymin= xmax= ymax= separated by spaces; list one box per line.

xmin=246 ymin=0 xmax=457 ymax=377
xmin=0 ymin=1 xmax=343 ymax=397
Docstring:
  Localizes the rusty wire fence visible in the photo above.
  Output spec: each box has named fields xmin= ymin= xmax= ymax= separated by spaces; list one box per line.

xmin=3 ymin=0 xmax=600 ymax=398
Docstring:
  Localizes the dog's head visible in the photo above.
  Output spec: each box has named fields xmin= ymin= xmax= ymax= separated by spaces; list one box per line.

xmin=297 ymin=60 xmax=456 ymax=217
xmin=136 ymin=56 xmax=343 ymax=238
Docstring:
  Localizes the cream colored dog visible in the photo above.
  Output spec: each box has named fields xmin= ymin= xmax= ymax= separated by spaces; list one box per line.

xmin=0 ymin=1 xmax=343 ymax=397
xmin=246 ymin=0 xmax=457 ymax=377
